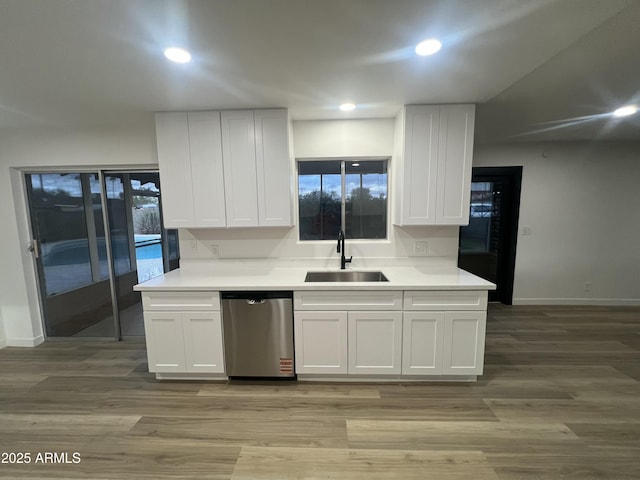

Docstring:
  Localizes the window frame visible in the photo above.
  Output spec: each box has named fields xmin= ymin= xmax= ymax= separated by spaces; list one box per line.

xmin=296 ymin=157 xmax=390 ymax=242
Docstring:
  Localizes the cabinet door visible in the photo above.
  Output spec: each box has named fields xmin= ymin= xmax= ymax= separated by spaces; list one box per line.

xmin=348 ymin=311 xmax=403 ymax=375
xmin=398 ymin=105 xmax=439 ymax=225
xmin=188 ymin=111 xmax=227 ymax=228
xmin=183 ymin=311 xmax=225 ymax=373
xmin=402 ymin=312 xmax=444 ymax=375
xmin=143 ymin=311 xmax=186 ymax=373
xmin=436 ymin=104 xmax=475 ymax=225
xmin=221 ymin=110 xmax=259 ymax=227
xmin=442 ymin=311 xmax=486 ymax=375
xmin=294 ymin=311 xmax=348 ymax=374
xmin=155 ymin=112 xmax=195 ymax=228
xmin=254 ymin=109 xmax=292 ymax=227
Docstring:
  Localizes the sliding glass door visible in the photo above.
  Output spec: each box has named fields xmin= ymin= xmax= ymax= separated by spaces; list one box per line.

xmin=26 ymin=173 xmax=115 ymax=337
xmin=25 ymin=170 xmax=178 ymax=339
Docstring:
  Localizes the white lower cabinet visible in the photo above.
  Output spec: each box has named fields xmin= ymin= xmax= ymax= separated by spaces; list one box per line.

xmin=144 ymin=311 xmax=224 ymax=374
xmin=294 ymin=310 xmax=402 ymax=375
xmin=293 ymin=290 xmax=487 ymax=378
xmin=348 ymin=311 xmax=402 ymax=374
xmin=182 ymin=312 xmax=225 ymax=373
xmin=294 ymin=311 xmax=348 ymax=374
xmin=441 ymin=311 xmax=486 ymax=375
xmin=293 ymin=291 xmax=402 ymax=376
xmin=142 ymin=291 xmax=225 ymax=375
xmin=144 ymin=312 xmax=187 ymax=373
xmin=402 ymin=312 xmax=445 ymax=374
xmin=401 ymin=310 xmax=486 ymax=376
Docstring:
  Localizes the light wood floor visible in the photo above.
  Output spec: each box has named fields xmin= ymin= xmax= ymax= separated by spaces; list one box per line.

xmin=1 ymin=304 xmax=639 ymax=479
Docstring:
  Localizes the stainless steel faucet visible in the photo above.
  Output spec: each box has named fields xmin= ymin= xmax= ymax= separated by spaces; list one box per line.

xmin=337 ymin=229 xmax=352 ymax=270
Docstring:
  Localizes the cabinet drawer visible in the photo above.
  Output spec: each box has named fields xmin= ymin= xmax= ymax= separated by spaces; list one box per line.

xmin=403 ymin=290 xmax=487 ymax=311
xmin=294 ymin=291 xmax=402 ymax=311
xmin=142 ymin=292 xmax=220 ymax=311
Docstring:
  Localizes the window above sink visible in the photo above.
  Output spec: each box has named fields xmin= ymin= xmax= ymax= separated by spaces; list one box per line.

xmin=297 ymin=159 xmax=388 ymax=241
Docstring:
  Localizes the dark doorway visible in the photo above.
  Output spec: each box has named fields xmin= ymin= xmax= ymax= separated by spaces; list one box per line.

xmin=458 ymin=167 xmax=522 ymax=304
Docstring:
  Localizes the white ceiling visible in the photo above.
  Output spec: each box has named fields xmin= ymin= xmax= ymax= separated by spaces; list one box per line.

xmin=1 ymin=0 xmax=639 ymax=142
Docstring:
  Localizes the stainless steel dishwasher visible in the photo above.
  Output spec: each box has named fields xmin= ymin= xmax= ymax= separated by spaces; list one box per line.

xmin=221 ymin=291 xmax=295 ymax=378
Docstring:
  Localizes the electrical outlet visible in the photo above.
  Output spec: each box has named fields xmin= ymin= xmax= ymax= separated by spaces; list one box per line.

xmin=207 ymin=243 xmax=220 ymax=257
xmin=584 ymin=282 xmax=592 ymax=292
xmin=414 ymin=241 xmax=428 ymax=256
xmin=188 ymin=239 xmax=197 ymax=250
xmin=522 ymin=226 xmax=532 ymax=235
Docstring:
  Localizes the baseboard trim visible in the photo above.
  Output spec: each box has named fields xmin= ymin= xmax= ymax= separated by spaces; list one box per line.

xmin=7 ymin=335 xmax=45 ymax=347
xmin=513 ymin=298 xmax=640 ymax=306
xmin=155 ymin=373 xmax=228 ymax=381
xmin=297 ymin=374 xmax=478 ymax=382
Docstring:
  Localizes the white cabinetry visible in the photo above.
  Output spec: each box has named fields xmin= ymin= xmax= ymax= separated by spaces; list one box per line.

xmin=394 ymin=104 xmax=475 ymax=226
xmin=402 ymin=291 xmax=487 ymax=376
xmin=155 ymin=111 xmax=226 ymax=228
xmin=143 ymin=311 xmax=187 ymax=372
xmin=254 ymin=109 xmax=293 ymax=227
xmin=436 ymin=105 xmax=476 ymax=224
xmin=220 ymin=110 xmax=259 ymax=227
xmin=294 ymin=289 xmax=486 ymax=378
xmin=402 ymin=311 xmax=444 ymax=374
xmin=349 ymin=311 xmax=402 ymax=375
xmin=221 ymin=108 xmax=292 ymax=227
xmin=442 ymin=311 xmax=486 ymax=375
xmin=294 ymin=291 xmax=403 ymax=376
xmin=155 ymin=109 xmax=292 ymax=229
xmin=294 ymin=311 xmax=348 ymax=374
xmin=142 ymin=292 xmax=225 ymax=376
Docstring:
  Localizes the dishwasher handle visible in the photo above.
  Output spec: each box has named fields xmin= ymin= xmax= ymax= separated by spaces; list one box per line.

xmin=221 ymin=291 xmax=293 ymax=301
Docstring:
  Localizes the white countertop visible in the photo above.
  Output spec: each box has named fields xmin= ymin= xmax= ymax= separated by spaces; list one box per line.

xmin=134 ymin=261 xmax=496 ymax=292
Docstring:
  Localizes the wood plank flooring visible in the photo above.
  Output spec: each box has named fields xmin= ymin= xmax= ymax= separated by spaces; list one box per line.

xmin=0 ymin=304 xmax=639 ymax=479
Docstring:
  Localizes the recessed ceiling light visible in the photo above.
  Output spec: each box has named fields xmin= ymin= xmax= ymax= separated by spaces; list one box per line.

xmin=164 ymin=47 xmax=192 ymax=64
xmin=415 ymin=38 xmax=442 ymax=56
xmin=351 ymin=163 xmax=360 ymax=167
xmin=612 ymin=105 xmax=638 ymax=117
xmin=339 ymin=103 xmax=356 ymax=112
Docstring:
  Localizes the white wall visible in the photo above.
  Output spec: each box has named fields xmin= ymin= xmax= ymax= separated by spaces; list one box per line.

xmin=0 ymin=309 xmax=6 ymax=348
xmin=0 ymin=121 xmax=158 ymax=346
xmin=293 ymin=119 xmax=395 ymax=158
xmin=179 ymin=118 xmax=461 ymax=267
xmin=474 ymin=141 xmax=640 ymax=305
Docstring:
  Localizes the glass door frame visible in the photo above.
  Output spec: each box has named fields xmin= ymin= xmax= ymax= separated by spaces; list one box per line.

xmin=458 ymin=166 xmax=522 ymax=304
xmin=24 ymin=167 xmax=165 ymax=341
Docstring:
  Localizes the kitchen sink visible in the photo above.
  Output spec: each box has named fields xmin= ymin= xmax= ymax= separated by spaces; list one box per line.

xmin=304 ymin=271 xmax=389 ymax=282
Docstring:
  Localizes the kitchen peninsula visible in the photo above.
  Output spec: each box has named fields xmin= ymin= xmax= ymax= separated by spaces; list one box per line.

xmin=135 ymin=261 xmax=495 ymax=382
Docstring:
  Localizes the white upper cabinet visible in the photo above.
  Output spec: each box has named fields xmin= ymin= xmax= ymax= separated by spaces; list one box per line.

xmin=436 ymin=105 xmax=475 ymax=225
xmin=254 ymin=109 xmax=293 ymax=227
xmin=221 ymin=109 xmax=292 ymax=227
xmin=155 ymin=108 xmax=292 ymax=229
xmin=394 ymin=104 xmax=475 ymax=226
xmin=155 ymin=111 xmax=226 ymax=228
xmin=221 ymin=110 xmax=260 ymax=227
xmin=155 ymin=112 xmax=195 ymax=228
xmin=394 ymin=105 xmax=439 ymax=225
xmin=188 ymin=112 xmax=227 ymax=228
